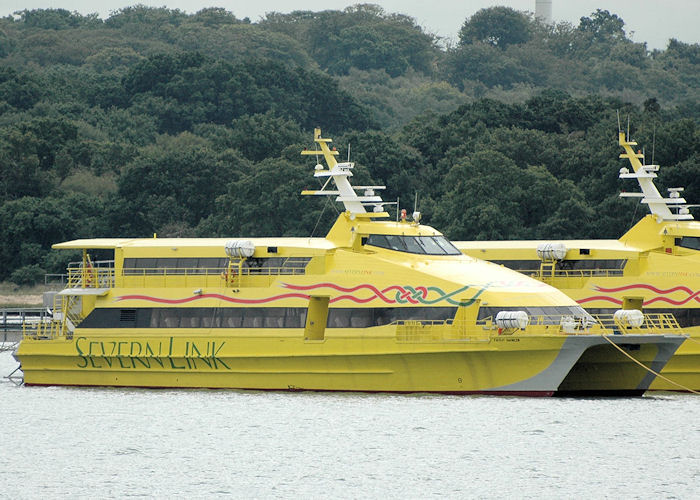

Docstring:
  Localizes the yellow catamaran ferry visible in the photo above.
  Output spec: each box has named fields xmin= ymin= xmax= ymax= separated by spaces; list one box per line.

xmin=14 ymin=129 xmax=686 ymax=396
xmin=456 ymin=131 xmax=700 ymax=391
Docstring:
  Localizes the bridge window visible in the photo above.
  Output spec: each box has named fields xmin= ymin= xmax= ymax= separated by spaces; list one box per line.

xmin=366 ymin=234 xmax=461 ymax=255
xmin=677 ymin=236 xmax=700 ymax=251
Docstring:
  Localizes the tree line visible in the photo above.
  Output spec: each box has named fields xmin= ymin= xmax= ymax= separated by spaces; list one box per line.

xmin=0 ymin=5 xmax=698 ymax=284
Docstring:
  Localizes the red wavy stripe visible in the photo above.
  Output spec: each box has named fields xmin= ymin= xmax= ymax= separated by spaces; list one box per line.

xmin=579 ymin=294 xmax=700 ymax=307
xmin=330 ymin=295 xmax=384 ymax=304
xmin=595 ymin=283 xmax=695 ymax=295
xmin=644 ymin=295 xmax=700 ymax=306
xmin=116 ymin=293 xmax=311 ymax=304
xmin=284 ymin=282 xmax=399 ymax=303
xmin=284 ymin=282 xmax=387 ymax=293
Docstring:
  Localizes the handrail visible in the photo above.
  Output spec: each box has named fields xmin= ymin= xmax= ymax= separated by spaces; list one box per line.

xmin=66 ymin=267 xmax=115 ymax=288
xmin=394 ymin=313 xmax=684 ymax=343
xmin=121 ymin=266 xmax=306 ymax=276
xmin=525 ymin=268 xmax=625 ymax=278
xmin=1 ymin=308 xmax=50 ymax=332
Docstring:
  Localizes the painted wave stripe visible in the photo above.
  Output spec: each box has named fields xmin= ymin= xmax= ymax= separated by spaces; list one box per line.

xmin=116 ymin=283 xmax=485 ymax=306
xmin=580 ymin=283 xmax=700 ymax=306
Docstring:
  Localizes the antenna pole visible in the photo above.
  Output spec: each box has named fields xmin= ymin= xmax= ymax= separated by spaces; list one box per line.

xmin=652 ymin=124 xmax=656 ymax=165
xmin=347 ymin=143 xmax=351 ymax=162
xmin=617 ymin=110 xmax=621 ymax=134
xmin=396 ymin=197 xmax=400 ymax=222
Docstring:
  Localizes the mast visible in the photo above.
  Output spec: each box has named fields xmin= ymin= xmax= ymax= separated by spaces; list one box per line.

xmin=618 ymin=131 xmax=694 ymax=222
xmin=301 ymin=128 xmax=390 ymax=217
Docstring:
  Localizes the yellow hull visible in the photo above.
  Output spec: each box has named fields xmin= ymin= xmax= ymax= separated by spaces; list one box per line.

xmin=15 ymin=329 xmax=682 ymax=396
xmin=649 ymin=332 xmax=700 ymax=391
xmin=16 ymin=129 xmax=688 ymax=396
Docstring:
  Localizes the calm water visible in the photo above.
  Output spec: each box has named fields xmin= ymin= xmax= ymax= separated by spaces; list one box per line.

xmin=1 ymin=351 xmax=698 ymax=499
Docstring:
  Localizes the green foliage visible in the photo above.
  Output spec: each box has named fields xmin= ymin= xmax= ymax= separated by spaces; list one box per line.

xmin=199 ymin=158 xmax=327 ymax=238
xmin=0 ymin=67 xmax=42 ymax=110
xmin=122 ymin=53 xmax=377 ymax=134
xmin=578 ymin=9 xmax=626 ymax=43
xmin=336 ymin=69 xmax=467 ymax=129
xmin=112 ymin=134 xmax=252 ymax=235
xmin=433 ymin=151 xmax=586 ymax=240
xmin=104 ymin=6 xmax=188 ymax=32
xmin=0 ymin=5 xmax=699 ymax=282
xmin=196 ymin=112 xmax=305 ymax=163
xmin=0 ymin=194 xmax=107 ymax=280
xmin=458 ymin=7 xmax=532 ymax=49
xmin=262 ymin=5 xmax=438 ymax=77
xmin=10 ymin=264 xmax=46 ymax=285
xmin=445 ymin=43 xmax=528 ymax=89
xmin=17 ymin=9 xmax=101 ymax=30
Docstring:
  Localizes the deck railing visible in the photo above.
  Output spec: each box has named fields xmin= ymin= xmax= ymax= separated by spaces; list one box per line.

xmin=394 ymin=313 xmax=683 ymax=343
xmin=524 ymin=268 xmax=624 ymax=280
xmin=64 ymin=266 xmax=306 ymax=288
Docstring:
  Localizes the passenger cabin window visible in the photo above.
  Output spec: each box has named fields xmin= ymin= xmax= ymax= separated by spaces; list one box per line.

xmin=123 ymin=257 xmax=228 ymax=275
xmin=490 ymin=259 xmax=626 ymax=273
xmin=366 ymin=234 xmax=461 ymax=255
xmin=677 ymin=236 xmax=700 ymax=251
xmin=122 ymin=257 xmax=310 ymax=275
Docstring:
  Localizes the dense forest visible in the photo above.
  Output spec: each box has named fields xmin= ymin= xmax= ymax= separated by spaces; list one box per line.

xmin=1 ymin=4 xmax=699 ymax=284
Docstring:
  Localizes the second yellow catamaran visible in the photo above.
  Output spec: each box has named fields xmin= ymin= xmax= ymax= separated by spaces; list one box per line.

xmin=456 ymin=130 xmax=700 ymax=391
xmin=14 ymin=129 xmax=686 ymax=396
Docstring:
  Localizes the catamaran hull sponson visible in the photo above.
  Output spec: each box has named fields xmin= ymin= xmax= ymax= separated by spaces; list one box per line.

xmin=492 ymin=335 xmax=684 ymax=396
xmin=18 ymin=333 xmax=684 ymax=396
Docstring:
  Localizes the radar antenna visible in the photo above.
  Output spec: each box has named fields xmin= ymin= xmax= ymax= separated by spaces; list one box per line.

xmin=618 ymin=130 xmax=695 ymax=221
xmin=301 ymin=128 xmax=394 ymax=216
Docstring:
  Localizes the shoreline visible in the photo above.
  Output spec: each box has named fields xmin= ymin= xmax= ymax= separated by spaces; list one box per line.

xmin=0 ymin=295 xmax=44 ymax=308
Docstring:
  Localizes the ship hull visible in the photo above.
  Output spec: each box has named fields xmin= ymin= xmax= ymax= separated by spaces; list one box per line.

xmin=15 ymin=329 xmax=684 ymax=396
xmin=649 ymin=331 xmax=700 ymax=391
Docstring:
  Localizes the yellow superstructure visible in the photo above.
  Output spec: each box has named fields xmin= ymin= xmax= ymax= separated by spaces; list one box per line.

xmin=456 ymin=132 xmax=700 ymax=391
xmin=15 ymin=129 xmax=686 ymax=396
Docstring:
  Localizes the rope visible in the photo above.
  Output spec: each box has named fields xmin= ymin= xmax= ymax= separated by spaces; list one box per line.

xmin=309 ymin=194 xmax=338 ymax=238
xmin=602 ymin=335 xmax=700 ymax=394
xmin=684 ymin=335 xmax=700 ymax=346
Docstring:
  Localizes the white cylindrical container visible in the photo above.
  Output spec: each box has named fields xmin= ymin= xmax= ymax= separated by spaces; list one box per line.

xmin=559 ymin=315 xmax=577 ymax=334
xmin=224 ymin=240 xmax=255 ymax=258
xmin=496 ymin=311 xmax=529 ymax=330
xmin=613 ymin=309 xmax=644 ymax=328
xmin=536 ymin=242 xmax=567 ymax=261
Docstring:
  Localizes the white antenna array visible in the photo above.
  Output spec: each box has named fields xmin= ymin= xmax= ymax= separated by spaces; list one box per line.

xmin=301 ymin=129 xmax=395 ymax=215
xmin=618 ymin=130 xmax=695 ymax=221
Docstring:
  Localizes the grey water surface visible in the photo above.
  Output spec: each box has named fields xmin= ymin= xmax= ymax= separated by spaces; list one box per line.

xmin=0 ymin=351 xmax=698 ymax=499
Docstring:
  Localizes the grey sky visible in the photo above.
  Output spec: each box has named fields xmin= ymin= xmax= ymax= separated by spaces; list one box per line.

xmin=2 ymin=0 xmax=698 ymax=50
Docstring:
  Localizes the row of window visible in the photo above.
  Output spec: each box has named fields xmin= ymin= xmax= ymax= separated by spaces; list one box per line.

xmin=491 ymin=259 xmax=627 ymax=272
xmin=80 ymin=305 xmax=700 ymax=329
xmin=366 ymin=234 xmax=461 ymax=255
xmin=80 ymin=306 xmax=459 ymax=329
xmin=121 ymin=257 xmax=311 ymax=276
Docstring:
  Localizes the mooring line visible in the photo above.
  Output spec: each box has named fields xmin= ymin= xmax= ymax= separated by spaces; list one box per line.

xmin=684 ymin=335 xmax=700 ymax=346
xmin=602 ymin=335 xmax=700 ymax=395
